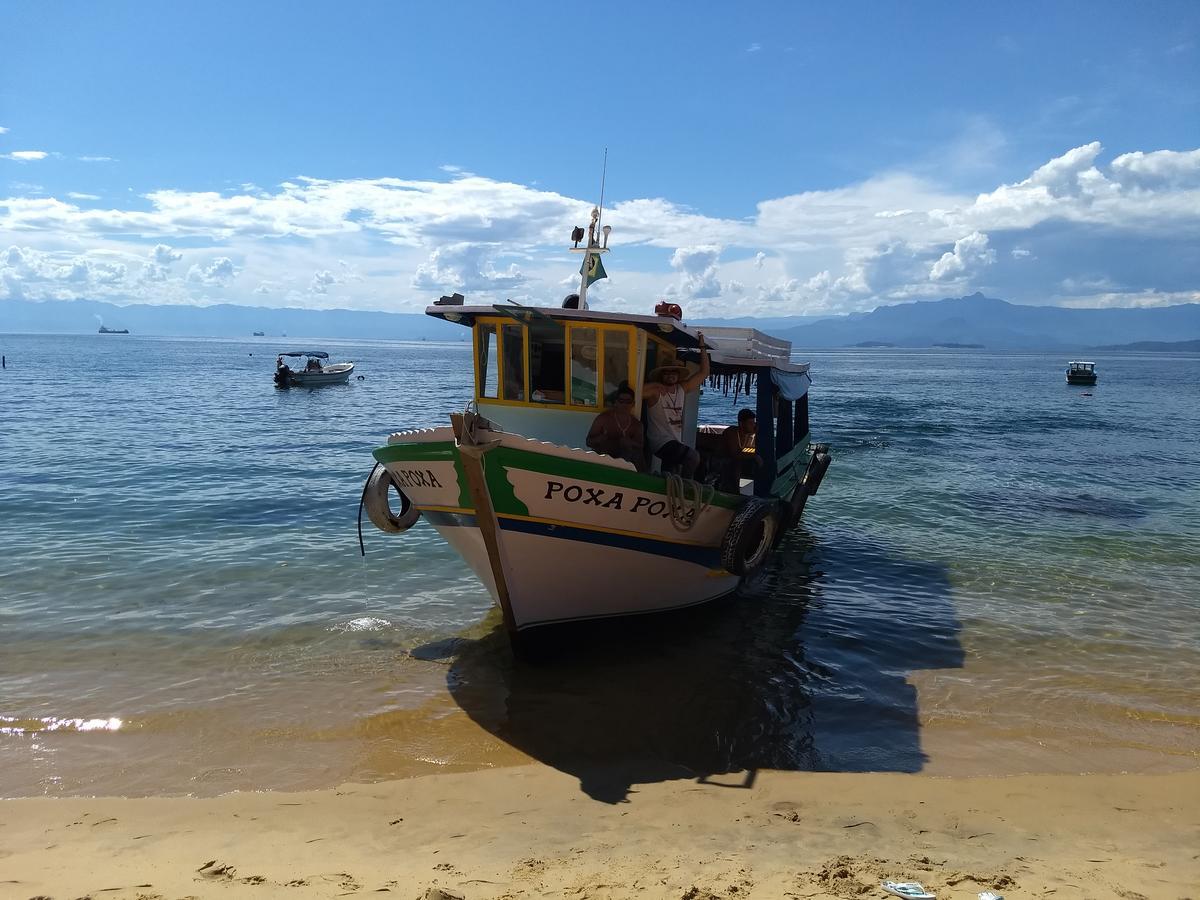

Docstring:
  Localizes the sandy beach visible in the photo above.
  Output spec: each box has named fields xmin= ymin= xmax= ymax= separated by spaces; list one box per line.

xmin=2 ymin=766 xmax=1196 ymax=900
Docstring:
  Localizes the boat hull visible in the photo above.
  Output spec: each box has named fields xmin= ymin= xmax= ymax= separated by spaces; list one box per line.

xmin=286 ymin=363 xmax=354 ymax=386
xmin=1066 ymin=373 xmax=1097 ymax=385
xmin=372 ymin=428 xmax=751 ymax=630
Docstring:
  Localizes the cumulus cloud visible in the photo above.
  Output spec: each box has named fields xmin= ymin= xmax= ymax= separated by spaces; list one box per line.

xmin=0 ymin=245 xmax=129 ymax=299
xmin=930 ymin=231 xmax=996 ymax=281
xmin=2 ymin=141 xmax=1198 ymax=315
xmin=187 ymin=256 xmax=236 ymax=285
xmin=2 ymin=150 xmax=48 ymax=161
xmin=669 ymin=245 xmax=723 ymax=299
xmin=411 ymin=242 xmax=524 ymax=292
xmin=310 ymin=269 xmax=337 ymax=293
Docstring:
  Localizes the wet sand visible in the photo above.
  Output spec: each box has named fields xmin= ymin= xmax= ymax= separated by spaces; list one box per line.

xmin=2 ymin=766 xmax=1196 ymax=899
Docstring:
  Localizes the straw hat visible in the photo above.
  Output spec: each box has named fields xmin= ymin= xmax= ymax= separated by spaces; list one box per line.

xmin=649 ymin=362 xmax=690 ymax=382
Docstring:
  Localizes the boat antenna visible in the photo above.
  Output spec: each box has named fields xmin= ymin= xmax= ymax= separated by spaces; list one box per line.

xmin=596 ymin=147 xmax=608 ymax=233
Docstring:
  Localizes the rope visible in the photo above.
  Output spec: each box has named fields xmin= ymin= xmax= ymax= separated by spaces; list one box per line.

xmin=665 ymin=472 xmax=714 ymax=533
xmin=357 ymin=462 xmax=381 ymax=557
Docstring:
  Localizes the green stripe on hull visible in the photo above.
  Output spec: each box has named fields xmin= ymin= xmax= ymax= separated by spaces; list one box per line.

xmin=489 ymin=446 xmax=742 ymax=509
xmin=373 ymin=440 xmax=471 ymax=509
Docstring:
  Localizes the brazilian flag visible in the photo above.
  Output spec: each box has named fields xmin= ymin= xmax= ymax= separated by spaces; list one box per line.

xmin=581 ymin=253 xmax=607 ymax=287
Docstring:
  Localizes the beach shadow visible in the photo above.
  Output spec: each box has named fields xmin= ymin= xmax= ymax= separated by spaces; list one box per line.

xmin=437 ymin=525 xmax=963 ymax=802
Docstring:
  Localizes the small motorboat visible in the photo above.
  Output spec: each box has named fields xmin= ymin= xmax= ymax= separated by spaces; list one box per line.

xmin=274 ymin=350 xmax=354 ymax=387
xmin=1066 ymin=360 xmax=1098 ymax=385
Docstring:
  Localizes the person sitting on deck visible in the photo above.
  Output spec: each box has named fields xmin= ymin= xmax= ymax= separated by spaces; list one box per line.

xmin=643 ymin=334 xmax=709 ymax=477
xmin=716 ymin=408 xmax=762 ymax=492
xmin=306 ymin=357 xmax=322 ymax=371
xmin=586 ymin=382 xmax=645 ymax=470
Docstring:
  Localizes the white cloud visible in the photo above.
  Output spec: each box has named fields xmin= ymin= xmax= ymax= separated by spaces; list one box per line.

xmin=746 ymin=43 xmax=762 ymax=53
xmin=411 ymin=242 xmax=525 ymax=292
xmin=67 ymin=192 xmax=101 ymax=200
xmin=187 ymin=256 xmax=237 ymax=285
xmin=310 ymin=269 xmax=337 ymax=293
xmin=78 ymin=156 xmax=115 ymax=163
xmin=668 ymin=245 xmax=723 ymax=300
xmin=2 ymin=141 xmax=1198 ymax=315
xmin=930 ymin=231 xmax=996 ymax=281
xmin=2 ymin=151 xmax=48 ymax=161
xmin=1109 ymin=148 xmax=1200 ymax=190
xmin=0 ymin=126 xmax=9 ymax=134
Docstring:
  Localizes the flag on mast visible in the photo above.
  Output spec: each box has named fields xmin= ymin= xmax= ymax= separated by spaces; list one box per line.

xmin=581 ymin=253 xmax=607 ymax=287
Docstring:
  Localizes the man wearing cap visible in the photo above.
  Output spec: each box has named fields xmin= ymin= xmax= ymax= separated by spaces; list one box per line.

xmin=643 ymin=334 xmax=709 ymax=477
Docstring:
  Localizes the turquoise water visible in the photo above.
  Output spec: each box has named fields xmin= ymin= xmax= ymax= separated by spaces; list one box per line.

xmin=1 ymin=334 xmax=1197 ymax=798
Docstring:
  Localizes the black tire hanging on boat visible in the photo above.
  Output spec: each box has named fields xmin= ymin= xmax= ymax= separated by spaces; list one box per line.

xmin=720 ymin=498 xmax=780 ymax=577
xmin=363 ymin=466 xmax=421 ymax=534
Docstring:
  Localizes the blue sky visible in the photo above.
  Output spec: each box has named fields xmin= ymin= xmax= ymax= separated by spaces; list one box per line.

xmin=2 ymin=1 xmax=1198 ymax=318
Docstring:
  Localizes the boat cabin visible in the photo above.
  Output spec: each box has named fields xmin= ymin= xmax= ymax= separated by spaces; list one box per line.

xmin=1066 ymin=360 xmax=1098 ymax=384
xmin=426 ymin=302 xmax=814 ymax=498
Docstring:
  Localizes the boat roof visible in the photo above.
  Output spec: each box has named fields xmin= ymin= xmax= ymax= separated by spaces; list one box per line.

xmin=1068 ymin=360 xmax=1095 ymax=365
xmin=426 ymin=304 xmax=809 ymax=374
xmin=278 ymin=350 xmax=329 ymax=359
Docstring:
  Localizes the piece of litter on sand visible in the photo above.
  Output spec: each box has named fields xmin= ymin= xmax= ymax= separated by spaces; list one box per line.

xmin=882 ymin=882 xmax=935 ymax=899
xmin=978 ymin=893 xmax=1004 ymax=900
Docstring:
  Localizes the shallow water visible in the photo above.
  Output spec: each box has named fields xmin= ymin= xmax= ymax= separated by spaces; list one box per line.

xmin=1 ymin=335 xmax=1197 ymax=798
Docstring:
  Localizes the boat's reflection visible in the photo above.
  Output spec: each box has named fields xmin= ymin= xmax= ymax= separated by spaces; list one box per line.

xmin=437 ymin=525 xmax=963 ymax=802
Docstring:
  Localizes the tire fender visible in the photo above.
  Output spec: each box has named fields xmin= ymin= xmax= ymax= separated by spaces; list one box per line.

xmin=720 ymin=498 xmax=780 ymax=577
xmin=364 ymin=466 xmax=421 ymax=534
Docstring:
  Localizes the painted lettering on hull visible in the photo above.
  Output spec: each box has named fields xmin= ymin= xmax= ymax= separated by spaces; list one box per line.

xmin=392 ymin=468 xmax=444 ymax=489
xmin=544 ymin=479 xmax=694 ymax=525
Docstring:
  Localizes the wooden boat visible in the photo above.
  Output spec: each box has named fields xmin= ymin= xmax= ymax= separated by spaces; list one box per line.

xmin=362 ymin=208 xmax=831 ymax=642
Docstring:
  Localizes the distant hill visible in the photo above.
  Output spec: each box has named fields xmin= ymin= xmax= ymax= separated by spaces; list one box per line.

xmin=4 ymin=294 xmax=1199 ymax=350
xmin=1091 ymin=339 xmax=1200 ymax=351
xmin=777 ymin=293 xmax=1200 ymax=349
xmin=0 ymin=298 xmax=464 ymax=341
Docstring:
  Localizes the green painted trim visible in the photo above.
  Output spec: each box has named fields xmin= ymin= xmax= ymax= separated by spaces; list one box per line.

xmin=491 ymin=445 xmax=743 ymax=509
xmin=373 ymin=440 xmax=471 ymax=508
xmin=373 ymin=441 xmax=458 ymax=463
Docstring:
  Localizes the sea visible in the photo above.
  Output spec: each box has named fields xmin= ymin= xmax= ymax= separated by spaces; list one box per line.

xmin=1 ymin=333 xmax=1197 ymax=800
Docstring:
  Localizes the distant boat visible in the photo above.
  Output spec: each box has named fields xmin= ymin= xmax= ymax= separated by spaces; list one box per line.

xmin=98 ymin=326 xmax=129 ymax=334
xmin=1066 ymin=360 xmax=1098 ymax=385
xmin=253 ymin=331 xmax=265 ymax=336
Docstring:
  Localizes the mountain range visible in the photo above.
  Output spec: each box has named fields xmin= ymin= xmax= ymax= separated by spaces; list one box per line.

xmin=3 ymin=293 xmax=1199 ymax=350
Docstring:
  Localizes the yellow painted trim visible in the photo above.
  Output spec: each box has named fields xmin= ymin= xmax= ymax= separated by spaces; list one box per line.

xmin=494 ymin=510 xmax=717 ymax=548
xmin=418 ymin=504 xmax=476 ymax=515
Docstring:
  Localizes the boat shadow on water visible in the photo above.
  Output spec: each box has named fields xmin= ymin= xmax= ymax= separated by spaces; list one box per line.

xmin=420 ymin=525 xmax=964 ymax=803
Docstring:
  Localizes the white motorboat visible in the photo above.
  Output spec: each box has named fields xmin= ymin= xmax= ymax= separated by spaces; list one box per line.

xmin=274 ymin=350 xmax=354 ymax=387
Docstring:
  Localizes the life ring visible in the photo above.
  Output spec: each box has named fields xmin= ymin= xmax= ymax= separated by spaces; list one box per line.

xmin=720 ymin=498 xmax=780 ymax=576
xmin=363 ymin=466 xmax=421 ymax=534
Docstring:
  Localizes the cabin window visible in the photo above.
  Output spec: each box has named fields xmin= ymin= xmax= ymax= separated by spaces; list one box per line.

xmin=478 ymin=323 xmax=499 ymax=399
xmin=501 ymin=324 xmax=526 ymax=401
xmin=529 ymin=319 xmax=566 ymax=403
xmin=569 ymin=327 xmax=599 ymax=407
xmin=601 ymin=330 xmax=630 ymax=402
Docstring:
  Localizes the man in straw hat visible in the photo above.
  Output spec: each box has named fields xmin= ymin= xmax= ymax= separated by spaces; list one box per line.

xmin=643 ymin=333 xmax=709 ymax=477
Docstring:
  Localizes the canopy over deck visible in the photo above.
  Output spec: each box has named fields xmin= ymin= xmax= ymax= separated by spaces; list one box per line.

xmin=278 ymin=350 xmax=330 ymax=359
xmin=426 ymin=305 xmax=809 ymax=375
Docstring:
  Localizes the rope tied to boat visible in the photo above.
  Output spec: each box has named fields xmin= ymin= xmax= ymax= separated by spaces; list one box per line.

xmin=665 ymin=472 xmax=714 ymax=532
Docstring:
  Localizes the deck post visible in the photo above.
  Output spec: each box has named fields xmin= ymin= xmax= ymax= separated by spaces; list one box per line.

xmin=776 ymin=392 xmax=793 ymax=460
xmin=795 ymin=393 xmax=809 ymax=444
xmin=755 ymin=372 xmax=777 ymax=497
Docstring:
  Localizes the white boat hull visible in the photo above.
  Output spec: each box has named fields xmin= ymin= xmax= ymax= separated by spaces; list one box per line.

xmin=286 ymin=362 xmax=354 ymax=386
xmin=373 ymin=426 xmax=761 ymax=631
